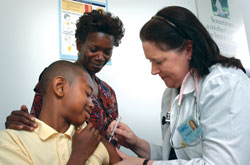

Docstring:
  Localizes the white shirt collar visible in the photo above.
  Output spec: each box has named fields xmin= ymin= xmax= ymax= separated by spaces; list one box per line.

xmin=183 ymin=74 xmax=195 ymax=95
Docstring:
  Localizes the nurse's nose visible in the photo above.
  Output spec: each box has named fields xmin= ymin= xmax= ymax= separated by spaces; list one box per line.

xmin=151 ymin=62 xmax=160 ymax=75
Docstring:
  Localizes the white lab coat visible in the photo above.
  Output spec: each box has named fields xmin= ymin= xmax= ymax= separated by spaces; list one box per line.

xmin=150 ymin=64 xmax=250 ymax=165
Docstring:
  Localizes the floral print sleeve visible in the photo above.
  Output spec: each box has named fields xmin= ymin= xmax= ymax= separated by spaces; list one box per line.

xmin=30 ymin=82 xmax=42 ymax=118
xmin=30 ymin=68 xmax=46 ymax=118
xmin=88 ymin=76 xmax=118 ymax=138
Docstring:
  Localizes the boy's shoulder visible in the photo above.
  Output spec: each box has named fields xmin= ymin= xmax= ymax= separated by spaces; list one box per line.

xmin=0 ymin=129 xmax=35 ymax=145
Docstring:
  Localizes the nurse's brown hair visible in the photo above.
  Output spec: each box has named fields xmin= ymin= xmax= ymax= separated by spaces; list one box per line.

xmin=140 ymin=6 xmax=246 ymax=77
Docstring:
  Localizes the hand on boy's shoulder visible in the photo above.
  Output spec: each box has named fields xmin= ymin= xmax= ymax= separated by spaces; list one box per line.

xmin=5 ymin=105 xmax=37 ymax=132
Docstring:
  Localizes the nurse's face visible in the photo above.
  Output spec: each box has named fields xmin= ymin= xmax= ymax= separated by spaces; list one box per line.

xmin=142 ymin=41 xmax=192 ymax=88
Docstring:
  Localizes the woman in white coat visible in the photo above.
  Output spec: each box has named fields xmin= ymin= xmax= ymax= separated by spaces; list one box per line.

xmin=108 ymin=6 xmax=250 ymax=165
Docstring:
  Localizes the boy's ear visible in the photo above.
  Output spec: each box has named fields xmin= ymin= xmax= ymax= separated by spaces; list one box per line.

xmin=52 ymin=76 xmax=66 ymax=97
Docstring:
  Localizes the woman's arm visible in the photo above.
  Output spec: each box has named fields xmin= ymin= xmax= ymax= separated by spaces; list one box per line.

xmin=30 ymin=82 xmax=43 ymax=118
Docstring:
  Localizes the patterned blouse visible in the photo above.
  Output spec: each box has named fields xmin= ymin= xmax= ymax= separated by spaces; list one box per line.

xmin=30 ymin=75 xmax=118 ymax=138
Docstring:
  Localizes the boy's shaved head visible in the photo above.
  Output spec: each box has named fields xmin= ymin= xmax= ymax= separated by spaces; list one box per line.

xmin=40 ymin=60 xmax=88 ymax=97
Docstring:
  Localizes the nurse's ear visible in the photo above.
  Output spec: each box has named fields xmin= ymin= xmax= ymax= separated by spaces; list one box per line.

xmin=184 ymin=40 xmax=193 ymax=61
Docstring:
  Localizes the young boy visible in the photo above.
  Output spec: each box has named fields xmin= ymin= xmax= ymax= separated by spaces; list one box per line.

xmin=0 ymin=60 xmax=120 ymax=164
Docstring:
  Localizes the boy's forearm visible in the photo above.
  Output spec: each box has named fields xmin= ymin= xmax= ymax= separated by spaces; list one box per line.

xmin=67 ymin=152 xmax=88 ymax=165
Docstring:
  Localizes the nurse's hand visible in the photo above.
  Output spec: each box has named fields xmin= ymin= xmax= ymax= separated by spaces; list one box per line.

xmin=114 ymin=148 xmax=153 ymax=165
xmin=107 ymin=121 xmax=138 ymax=149
xmin=108 ymin=121 xmax=151 ymax=158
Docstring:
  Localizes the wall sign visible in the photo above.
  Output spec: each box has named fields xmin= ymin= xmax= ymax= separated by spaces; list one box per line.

xmin=59 ymin=0 xmax=108 ymax=61
xmin=196 ymin=0 xmax=250 ymax=70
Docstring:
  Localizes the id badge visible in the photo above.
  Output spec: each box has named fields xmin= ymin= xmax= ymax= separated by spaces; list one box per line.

xmin=177 ymin=116 xmax=203 ymax=145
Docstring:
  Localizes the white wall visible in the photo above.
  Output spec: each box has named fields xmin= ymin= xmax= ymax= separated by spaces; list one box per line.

xmin=0 ymin=0 xmax=250 ymax=155
xmin=241 ymin=0 xmax=250 ymax=48
xmin=0 ymin=0 xmax=59 ymax=127
xmin=240 ymin=0 xmax=250 ymax=75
